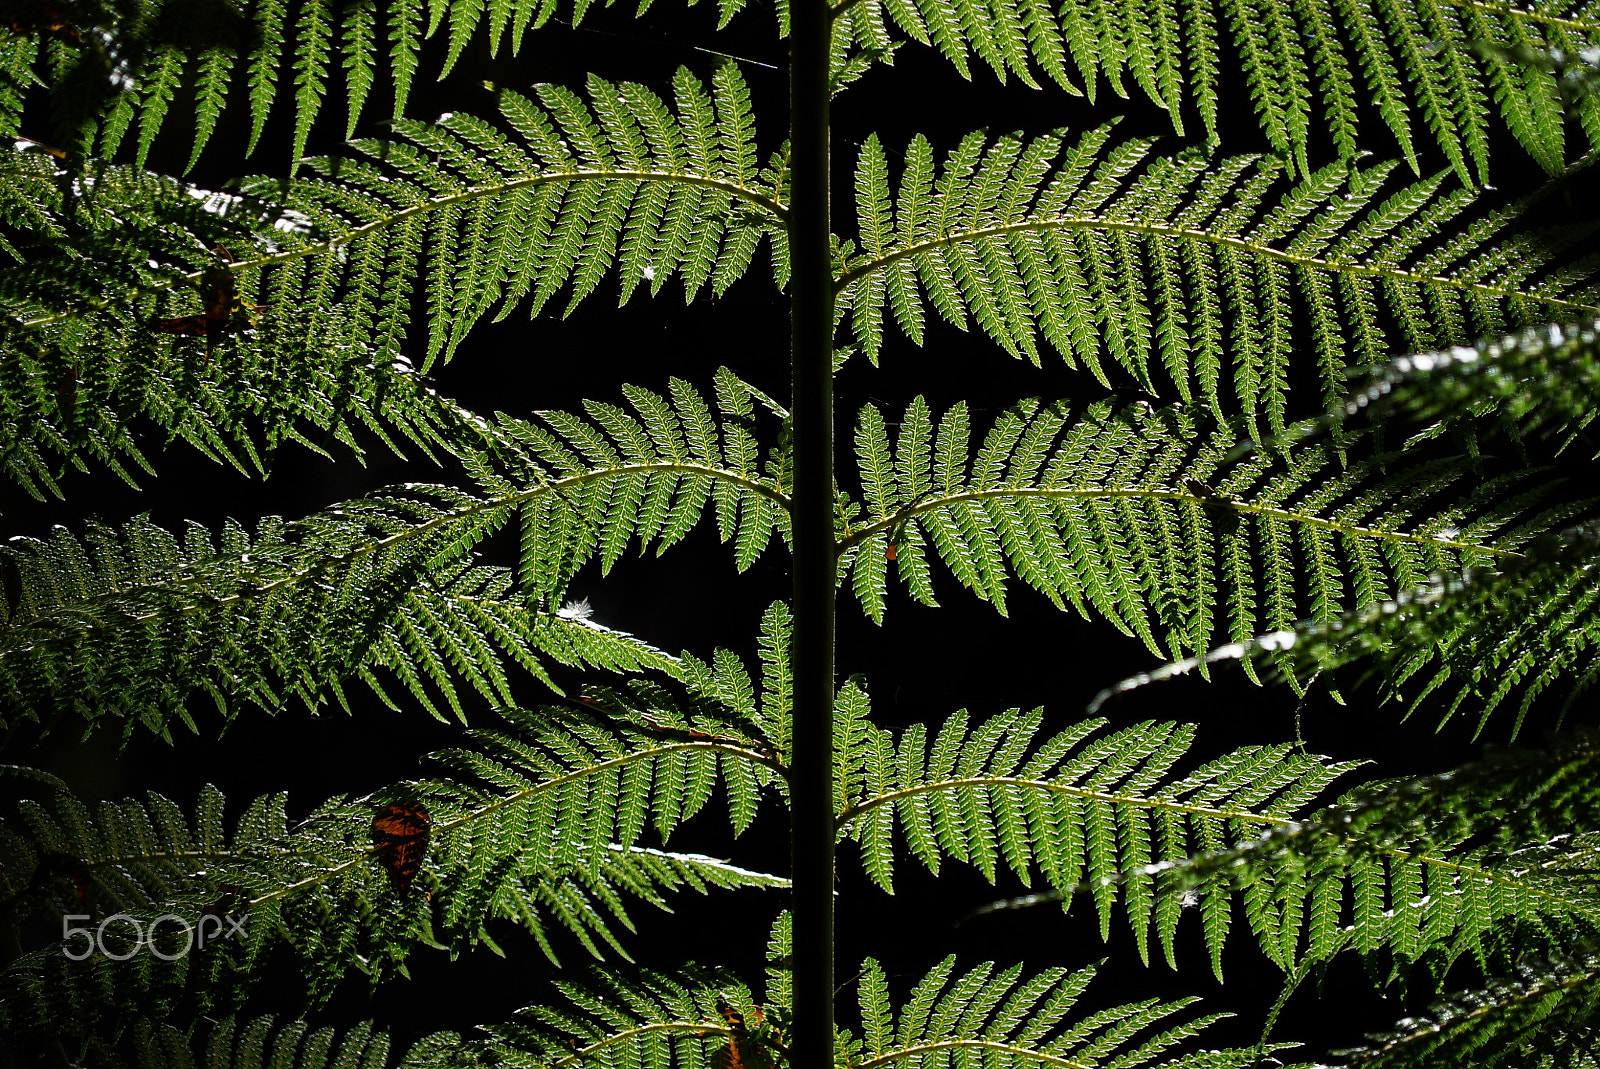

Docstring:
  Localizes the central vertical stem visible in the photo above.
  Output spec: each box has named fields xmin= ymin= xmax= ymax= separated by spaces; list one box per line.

xmin=788 ymin=0 xmax=834 ymax=1064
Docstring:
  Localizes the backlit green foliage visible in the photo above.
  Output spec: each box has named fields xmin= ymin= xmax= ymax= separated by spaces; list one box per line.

xmin=1 ymin=0 xmax=1599 ymax=1064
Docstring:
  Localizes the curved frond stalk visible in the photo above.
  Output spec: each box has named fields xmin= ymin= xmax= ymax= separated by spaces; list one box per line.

xmin=1094 ymin=517 xmax=1600 ymax=737
xmin=1343 ymin=951 xmax=1600 ymax=1069
xmin=836 ymin=132 xmax=1600 ymax=428
xmin=0 ymin=162 xmax=309 ymax=322
xmin=422 ymin=699 xmax=787 ymax=890
xmin=839 ymin=396 xmax=1543 ymax=668
xmin=487 ymin=370 xmax=793 ymax=588
xmin=14 ymin=71 xmax=786 ymax=376
xmin=847 ymin=956 xmax=1299 ymax=1069
xmin=828 ymin=0 xmax=1600 ymax=181
xmin=221 ymin=66 xmax=789 ymax=369
xmin=832 ymin=690 xmax=1357 ymax=971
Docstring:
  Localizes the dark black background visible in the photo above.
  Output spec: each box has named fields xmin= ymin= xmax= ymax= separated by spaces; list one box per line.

xmin=2 ymin=3 xmax=1565 ymax=1061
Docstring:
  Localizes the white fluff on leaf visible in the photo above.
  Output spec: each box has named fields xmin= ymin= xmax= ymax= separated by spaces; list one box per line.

xmin=557 ymin=597 xmax=594 ymax=622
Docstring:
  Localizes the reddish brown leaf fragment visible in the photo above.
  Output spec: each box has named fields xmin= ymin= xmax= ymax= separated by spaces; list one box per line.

xmin=371 ymin=801 xmax=430 ymax=893
xmin=710 ymin=996 xmax=775 ymax=1069
xmin=152 ymin=314 xmax=211 ymax=337
xmin=7 ymin=0 xmax=82 ymax=42
xmin=149 ymin=250 xmax=261 ymax=362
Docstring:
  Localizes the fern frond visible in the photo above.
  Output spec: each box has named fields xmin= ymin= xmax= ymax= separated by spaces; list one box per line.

xmin=0 ymin=503 xmax=676 ymax=737
xmin=409 ymin=950 xmax=1292 ymax=1069
xmin=1333 ymin=316 xmax=1600 ymax=456
xmin=0 ymin=319 xmax=496 ymax=500
xmin=1003 ymin=728 xmax=1600 ymax=987
xmin=1089 ymin=315 xmax=1600 ymax=734
xmin=487 ymin=371 xmax=791 ymax=592
xmin=839 ymin=395 xmax=1548 ymax=673
xmin=836 ymin=133 xmax=1600 ymax=427
xmin=414 ymin=960 xmax=780 ymax=1069
xmin=1092 ymin=514 xmax=1600 ymax=738
xmin=0 ymin=39 xmax=34 ymax=154
xmin=848 ymin=955 xmax=1298 ymax=1069
xmin=2 ymin=373 xmax=799 ymax=737
xmin=1476 ymin=39 xmax=1600 ymax=128
xmin=1343 ymin=951 xmax=1600 ymax=1068
xmin=670 ymin=635 xmax=794 ymax=793
xmin=0 ymin=166 xmax=501 ymax=495
xmin=85 ymin=993 xmax=761 ymax=1069
xmin=0 ymin=144 xmax=71 ymax=258
xmin=0 ymin=4 xmax=253 ymax=163
xmin=111 ymin=1015 xmax=391 ymax=1069
xmin=7 ymin=0 xmax=773 ymax=167
xmin=0 ymin=841 xmax=778 ymax=1047
xmin=833 ymin=692 xmax=1356 ymax=970
xmin=0 ymin=784 xmax=280 ymax=1043
xmin=426 ymin=699 xmax=784 ymax=892
xmin=0 ymin=724 xmax=785 ymax=1039
xmin=0 ymin=152 xmax=301 ymax=304
xmin=240 ymin=66 xmax=787 ymax=368
xmin=830 ymin=0 xmax=1600 ymax=181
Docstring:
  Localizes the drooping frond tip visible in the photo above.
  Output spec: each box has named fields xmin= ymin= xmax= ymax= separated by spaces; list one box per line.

xmin=1092 ymin=518 xmax=1600 ymax=738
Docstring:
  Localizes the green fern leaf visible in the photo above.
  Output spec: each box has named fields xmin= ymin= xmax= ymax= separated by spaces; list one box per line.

xmin=0 ymin=499 xmax=681 ymax=737
xmin=416 ymin=959 xmax=780 ymax=1067
xmin=1012 ymin=730 xmax=1600 ymax=982
xmin=840 ymin=396 xmax=1547 ymax=668
xmin=837 ymin=133 xmax=1599 ymax=425
xmin=1092 ymin=322 xmax=1600 ymax=734
xmin=131 ymin=1016 xmax=390 ymax=1069
xmin=833 ymin=690 xmax=1355 ymax=968
xmin=1344 ymin=951 xmax=1600 ymax=1069
xmin=851 ymin=955 xmax=1293 ymax=1069
xmin=0 ymin=718 xmax=785 ymax=1039
xmin=274 ymin=67 xmax=784 ymax=368
xmin=830 ymin=0 xmax=1599 ymax=180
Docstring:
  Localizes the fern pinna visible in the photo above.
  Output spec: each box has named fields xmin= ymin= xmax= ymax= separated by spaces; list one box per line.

xmin=4 ymin=0 xmax=1600 ymax=1061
